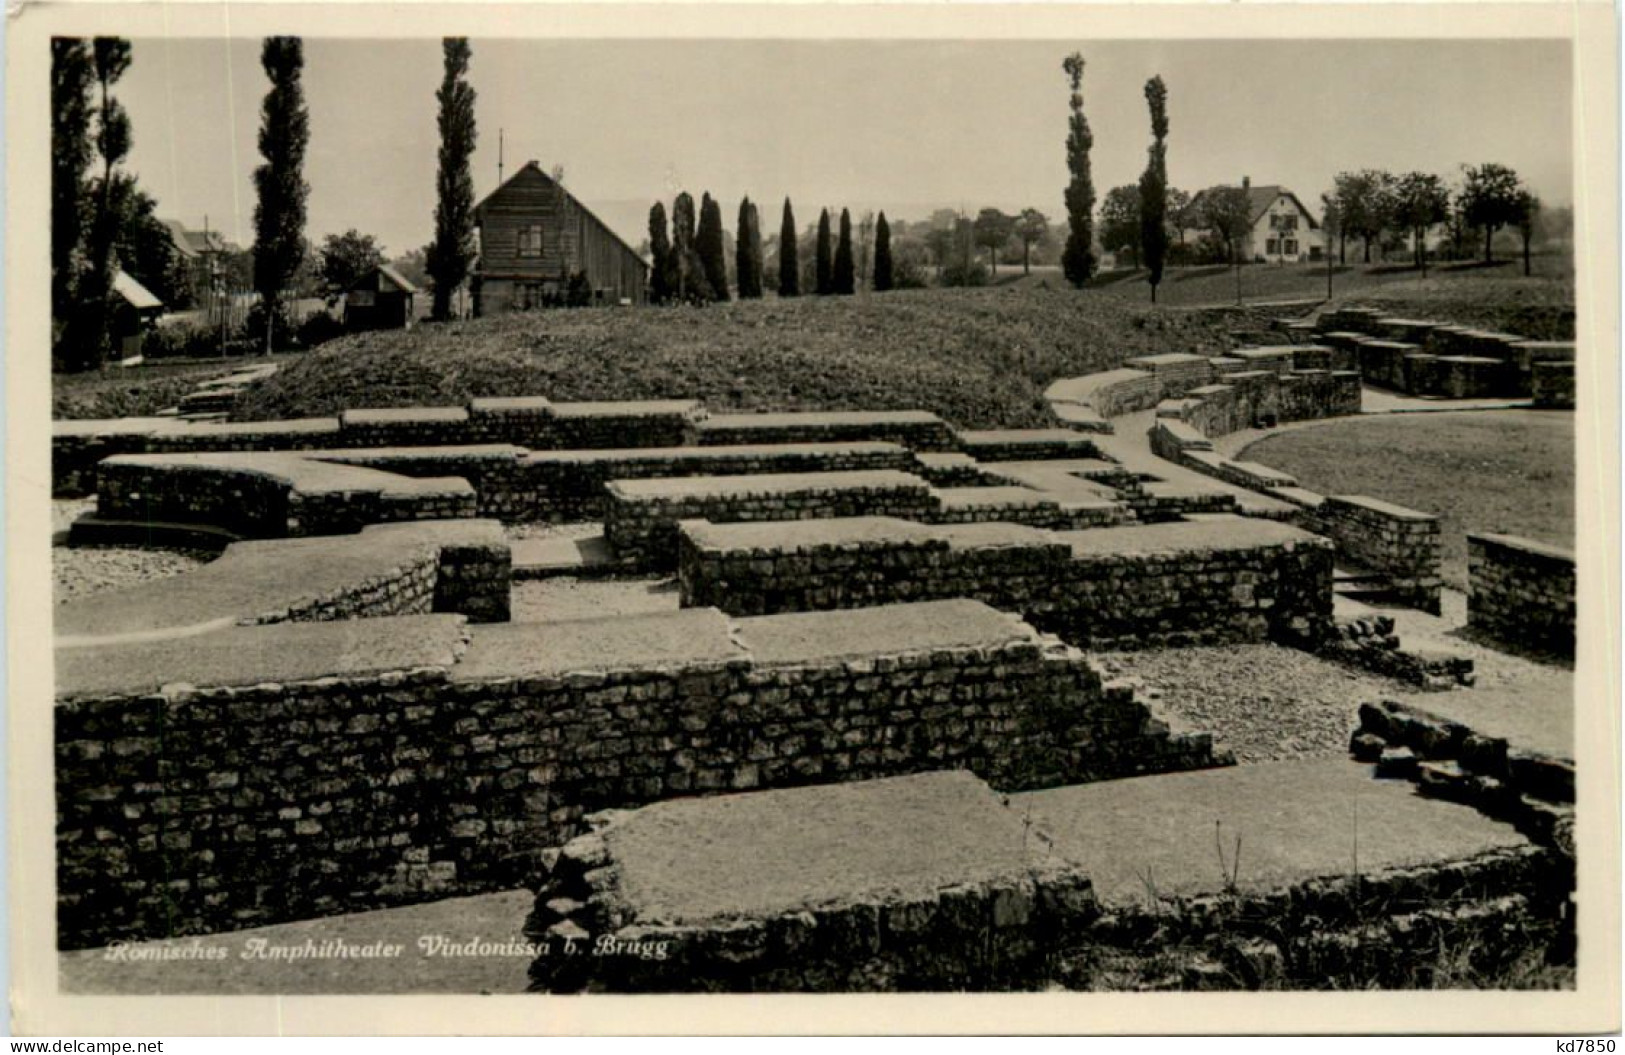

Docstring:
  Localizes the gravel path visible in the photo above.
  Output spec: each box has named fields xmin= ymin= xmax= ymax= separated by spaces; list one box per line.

xmin=510 ymin=576 xmax=680 ymax=623
xmin=1093 ymin=644 xmax=1398 ymax=764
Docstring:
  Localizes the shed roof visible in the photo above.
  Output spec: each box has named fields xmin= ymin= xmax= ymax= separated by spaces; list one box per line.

xmin=113 ymin=269 xmax=164 ymax=312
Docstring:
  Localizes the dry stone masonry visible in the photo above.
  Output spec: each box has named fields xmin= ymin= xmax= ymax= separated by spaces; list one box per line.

xmin=1467 ymin=533 xmax=1576 ymax=656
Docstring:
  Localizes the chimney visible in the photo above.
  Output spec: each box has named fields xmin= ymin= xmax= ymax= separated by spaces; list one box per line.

xmin=1242 ymin=175 xmax=1251 ymax=191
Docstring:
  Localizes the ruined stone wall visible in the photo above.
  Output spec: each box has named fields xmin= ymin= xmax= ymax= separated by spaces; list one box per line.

xmin=677 ymin=518 xmax=1336 ymax=650
xmin=55 ymin=603 xmax=1218 ymax=948
xmin=1467 ymin=533 xmax=1576 ymax=657
xmin=1264 ymin=490 xmax=1442 ymax=614
xmin=98 ymin=459 xmax=294 ymax=537
xmin=603 ymin=474 xmax=939 ymax=569
xmin=1532 ymin=362 xmax=1576 ymax=409
xmin=523 ymin=444 xmax=917 ymax=522
xmin=694 ymin=412 xmax=959 ymax=451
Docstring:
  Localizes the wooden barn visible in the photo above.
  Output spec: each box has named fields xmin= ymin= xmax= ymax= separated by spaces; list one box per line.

xmin=344 ymin=264 xmax=419 ymax=332
xmin=471 ymin=161 xmax=648 ymax=314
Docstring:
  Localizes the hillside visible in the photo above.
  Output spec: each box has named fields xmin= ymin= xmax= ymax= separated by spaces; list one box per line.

xmin=235 ymin=288 xmax=1276 ymax=429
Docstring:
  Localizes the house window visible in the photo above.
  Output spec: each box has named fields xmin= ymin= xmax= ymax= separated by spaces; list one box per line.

xmin=1266 ymin=238 xmax=1280 ymax=256
xmin=517 ymin=224 xmax=543 ymax=258
xmin=1283 ymin=239 xmax=1298 ymax=256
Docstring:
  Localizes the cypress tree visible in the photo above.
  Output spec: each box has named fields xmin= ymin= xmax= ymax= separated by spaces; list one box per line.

xmin=1138 ymin=75 xmax=1169 ymax=304
xmin=252 ymin=36 xmax=311 ymax=352
xmin=736 ymin=196 xmax=763 ymax=299
xmin=778 ymin=198 xmax=800 ymax=297
xmin=65 ymin=37 xmax=133 ymax=372
xmin=833 ymin=208 xmax=855 ymax=295
xmin=697 ymin=193 xmax=729 ymax=301
xmin=670 ymin=192 xmax=712 ymax=303
xmin=872 ymin=212 xmax=893 ymax=292
xmin=815 ymin=209 xmax=833 ymax=295
xmin=52 ymin=38 xmax=96 ymax=347
xmin=647 ymin=201 xmax=672 ymax=304
xmin=427 ymin=38 xmax=478 ymax=321
xmin=1060 ymin=52 xmax=1096 ymax=288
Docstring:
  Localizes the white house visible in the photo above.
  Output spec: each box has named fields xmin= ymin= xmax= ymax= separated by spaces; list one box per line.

xmin=1185 ymin=177 xmax=1325 ymax=263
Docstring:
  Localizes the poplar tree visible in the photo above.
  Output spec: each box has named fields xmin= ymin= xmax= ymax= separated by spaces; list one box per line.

xmin=815 ymin=208 xmax=834 ymax=295
xmin=427 ymin=38 xmax=478 ymax=321
xmin=252 ymin=36 xmax=311 ymax=352
xmin=697 ymin=193 xmax=730 ymax=301
xmin=872 ymin=212 xmax=894 ymax=292
xmin=833 ymin=209 xmax=856 ymax=294
xmin=1060 ymin=52 xmax=1096 ymax=287
xmin=52 ymin=39 xmax=96 ymax=344
xmin=778 ymin=198 xmax=800 ymax=297
xmin=1138 ymin=75 xmax=1169 ymax=303
xmin=736 ymin=196 xmax=763 ymax=299
xmin=647 ymin=201 xmax=672 ymax=303
xmin=64 ymin=37 xmax=134 ymax=371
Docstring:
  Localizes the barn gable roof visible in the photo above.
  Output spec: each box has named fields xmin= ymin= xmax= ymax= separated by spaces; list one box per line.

xmin=474 ymin=161 xmax=648 ymax=269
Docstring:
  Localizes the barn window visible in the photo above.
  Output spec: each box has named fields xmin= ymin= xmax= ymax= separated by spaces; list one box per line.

xmin=518 ymin=224 xmax=543 ymax=258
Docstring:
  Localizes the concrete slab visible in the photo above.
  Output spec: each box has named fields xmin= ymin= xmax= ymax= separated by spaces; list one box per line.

xmin=736 ymin=598 xmax=1032 ymax=666
xmin=511 ymin=534 xmax=615 ymax=578
xmin=931 ymin=486 xmax=1054 ymax=509
xmin=453 ymin=608 xmax=740 ymax=680
xmin=1013 ymin=758 xmax=1531 ymax=907
xmin=603 ymin=770 xmax=1059 ymax=925
xmin=680 ymin=515 xmax=935 ymax=553
xmin=56 ymin=614 xmax=468 ymax=699
xmin=1054 ymin=515 xmax=1317 ymax=557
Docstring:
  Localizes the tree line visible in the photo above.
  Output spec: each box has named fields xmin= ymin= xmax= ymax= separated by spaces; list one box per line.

xmin=51 ymin=35 xmax=480 ymax=370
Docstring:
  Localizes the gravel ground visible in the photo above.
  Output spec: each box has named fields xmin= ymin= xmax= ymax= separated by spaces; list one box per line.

xmin=510 ymin=576 xmax=680 ymax=623
xmin=53 ymin=499 xmax=215 ymax=604
xmin=54 ymin=546 xmax=215 ymax=604
xmin=505 ymin=522 xmax=603 ymax=542
xmin=1093 ymin=644 xmax=1396 ymax=764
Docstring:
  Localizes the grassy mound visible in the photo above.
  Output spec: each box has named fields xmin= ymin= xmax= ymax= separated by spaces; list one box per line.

xmin=234 ymin=288 xmax=1265 ymax=429
xmin=1240 ymin=410 xmax=1574 ymax=590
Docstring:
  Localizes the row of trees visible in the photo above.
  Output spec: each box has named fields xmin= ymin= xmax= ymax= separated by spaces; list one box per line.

xmin=1322 ymin=164 xmax=1540 ymax=272
xmin=646 ymin=196 xmax=905 ymax=303
xmin=52 ymin=35 xmax=482 ymax=369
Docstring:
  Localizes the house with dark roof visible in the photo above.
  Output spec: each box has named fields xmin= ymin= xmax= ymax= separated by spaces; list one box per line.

xmin=471 ymin=161 xmax=648 ymax=314
xmin=1184 ymin=177 xmax=1324 ymax=263
xmin=160 ymin=219 xmax=241 ymax=302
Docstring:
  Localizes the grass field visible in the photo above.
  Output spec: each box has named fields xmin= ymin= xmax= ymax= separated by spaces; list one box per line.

xmin=234 ymin=287 xmax=1272 ymax=428
xmin=1078 ymin=257 xmax=1575 ymax=338
xmin=1240 ymin=410 xmax=1575 ymax=590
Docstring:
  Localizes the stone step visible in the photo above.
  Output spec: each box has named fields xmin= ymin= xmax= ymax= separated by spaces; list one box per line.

xmin=511 ymin=533 xmax=616 ymax=579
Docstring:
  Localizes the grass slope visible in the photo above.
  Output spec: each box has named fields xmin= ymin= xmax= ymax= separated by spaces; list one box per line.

xmin=235 ymin=288 xmax=1266 ymax=429
xmin=1240 ymin=410 xmax=1574 ymax=589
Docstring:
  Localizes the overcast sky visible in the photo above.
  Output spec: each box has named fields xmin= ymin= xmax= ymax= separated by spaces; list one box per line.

xmin=115 ymin=37 xmax=1573 ymax=258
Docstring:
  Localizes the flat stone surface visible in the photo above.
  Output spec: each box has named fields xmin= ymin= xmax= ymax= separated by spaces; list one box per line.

xmin=607 ymin=469 xmax=927 ymax=500
xmin=58 ymin=889 xmax=535 ymax=995
xmin=53 ymin=417 xmax=187 ymax=438
xmin=453 ymin=608 xmax=739 ymax=680
xmin=1471 ymin=532 xmax=1575 ymax=562
xmin=679 ymin=515 xmax=936 ymax=553
xmin=1326 ymin=493 xmax=1437 ymax=521
xmin=56 ymin=614 xmax=467 ymax=699
xmin=1126 ymin=352 xmax=1209 ymax=367
xmin=603 ymin=770 xmax=1055 ymax=925
xmin=104 ymin=450 xmax=432 ymax=496
xmin=956 ymin=428 xmax=1097 ymax=446
xmin=309 ymin=444 xmax=526 ymax=464
xmin=698 ymin=410 xmax=942 ymax=428
xmin=523 ymin=441 xmax=903 ymax=464
xmin=548 ymin=400 xmax=701 ymax=417
xmin=1013 ymin=758 xmax=1530 ymax=907
xmin=468 ymin=396 xmax=552 ymax=413
xmin=931 ymin=486 xmax=1054 ymax=509
xmin=1055 ymin=515 xmax=1318 ymax=557
xmin=1398 ymin=687 xmax=1572 ymax=762
xmin=55 ymin=520 xmax=504 ymax=641
xmin=342 ymin=406 xmax=469 ymax=425
xmin=931 ymin=522 xmax=1058 ymax=549
xmin=511 ymin=534 xmax=615 ymax=574
xmin=1043 ymin=369 xmax=1151 ymax=406
xmin=736 ymin=598 xmax=1032 ymax=666
xmin=176 ymin=418 xmax=341 ymax=438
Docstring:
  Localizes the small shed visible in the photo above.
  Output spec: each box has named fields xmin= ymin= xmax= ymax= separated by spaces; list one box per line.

xmin=112 ymin=269 xmax=165 ymax=359
xmin=344 ymin=264 xmax=418 ymax=332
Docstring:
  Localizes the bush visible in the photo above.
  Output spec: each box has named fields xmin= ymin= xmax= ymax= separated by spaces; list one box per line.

xmin=892 ymin=256 xmax=931 ymax=290
xmin=939 ymin=259 xmax=990 ymax=287
xmin=565 ymin=271 xmax=594 ymax=308
xmin=297 ymin=311 xmax=347 ymax=349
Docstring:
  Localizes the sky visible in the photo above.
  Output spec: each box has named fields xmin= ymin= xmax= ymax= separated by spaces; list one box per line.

xmin=113 ymin=37 xmax=1574 ymax=259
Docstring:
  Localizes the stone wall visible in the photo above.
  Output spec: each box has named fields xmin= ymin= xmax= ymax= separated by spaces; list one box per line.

xmin=1265 ymin=489 xmax=1443 ymax=614
xmin=1467 ymin=533 xmax=1576 ymax=656
xmin=676 ymin=515 xmax=1336 ymax=651
xmin=602 ymin=471 xmax=939 ymax=569
xmin=522 ymin=443 xmax=916 ymax=522
xmin=55 ymin=600 xmax=1221 ymax=948
xmin=1316 ymin=307 xmax=1572 ymax=399
xmin=695 ymin=411 xmax=958 ymax=451
xmin=1532 ymin=362 xmax=1576 ymax=409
